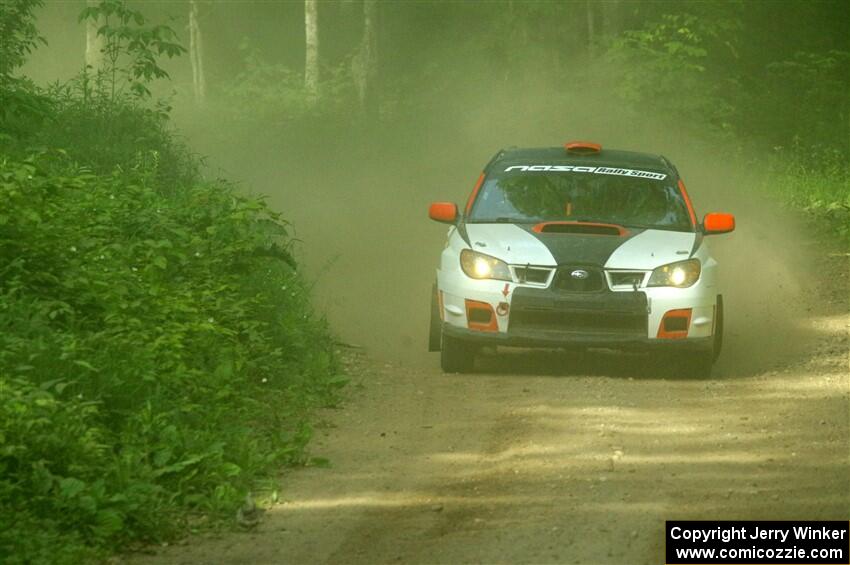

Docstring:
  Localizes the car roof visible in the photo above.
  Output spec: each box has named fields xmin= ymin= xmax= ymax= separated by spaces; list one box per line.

xmin=487 ymin=146 xmax=675 ymax=174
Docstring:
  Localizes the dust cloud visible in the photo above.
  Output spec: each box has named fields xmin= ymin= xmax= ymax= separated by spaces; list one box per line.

xmin=178 ymin=66 xmax=817 ymax=378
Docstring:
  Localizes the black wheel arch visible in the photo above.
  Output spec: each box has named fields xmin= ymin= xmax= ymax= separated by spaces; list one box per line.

xmin=428 ymin=282 xmax=442 ymax=352
xmin=713 ymin=294 xmax=724 ymax=360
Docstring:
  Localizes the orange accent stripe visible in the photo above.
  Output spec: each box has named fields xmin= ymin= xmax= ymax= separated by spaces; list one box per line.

xmin=465 ymin=172 xmax=486 ymax=215
xmin=657 ymin=308 xmax=692 ymax=340
xmin=464 ymin=299 xmax=498 ymax=332
xmin=677 ymin=179 xmax=697 ymax=227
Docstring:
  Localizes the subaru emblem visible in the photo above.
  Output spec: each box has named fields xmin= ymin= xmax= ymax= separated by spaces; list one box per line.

xmin=571 ymin=269 xmax=589 ymax=279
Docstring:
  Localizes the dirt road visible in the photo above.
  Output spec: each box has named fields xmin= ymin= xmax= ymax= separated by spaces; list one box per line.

xmin=129 ymin=255 xmax=848 ymax=565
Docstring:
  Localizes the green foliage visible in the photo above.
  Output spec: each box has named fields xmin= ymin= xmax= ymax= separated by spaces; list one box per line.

xmin=1 ymin=1 xmax=194 ymax=187
xmin=762 ymin=50 xmax=850 ymax=154
xmin=38 ymin=80 xmax=197 ymax=188
xmin=0 ymin=1 xmax=341 ymax=562
xmin=0 ymin=76 xmax=53 ymax=141
xmin=79 ymin=0 xmax=186 ymax=100
xmin=603 ymin=8 xmax=848 ymax=165
xmin=0 ymin=0 xmax=45 ymax=79
xmin=217 ymin=39 xmax=357 ymax=124
xmin=0 ymin=0 xmax=53 ymax=140
xmin=0 ymin=377 xmax=109 ymax=564
xmin=0 ymin=152 xmax=340 ymax=563
xmin=1 ymin=74 xmax=197 ymax=189
xmin=604 ymin=9 xmax=848 ymax=245
xmin=607 ymin=12 xmax=741 ymax=133
xmin=763 ymin=147 xmax=850 ymax=246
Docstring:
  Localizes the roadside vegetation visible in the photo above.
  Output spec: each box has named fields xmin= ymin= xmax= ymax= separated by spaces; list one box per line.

xmin=0 ymin=2 xmax=341 ymax=563
xmin=606 ymin=19 xmax=849 ymax=246
xmin=764 ymin=151 xmax=850 ymax=246
xmin=1 ymin=0 xmax=848 ymax=563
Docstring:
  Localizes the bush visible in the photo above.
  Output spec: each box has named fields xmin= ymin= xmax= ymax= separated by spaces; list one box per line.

xmin=605 ymin=12 xmax=741 ymax=134
xmin=763 ymin=148 xmax=850 ymax=246
xmin=2 ymin=0 xmax=195 ymax=188
xmin=30 ymin=81 xmax=198 ymax=189
xmin=0 ymin=149 xmax=341 ymax=562
xmin=215 ymin=39 xmax=357 ymax=126
xmin=0 ymin=377 xmax=107 ymax=564
xmin=1 ymin=5 xmax=342 ymax=559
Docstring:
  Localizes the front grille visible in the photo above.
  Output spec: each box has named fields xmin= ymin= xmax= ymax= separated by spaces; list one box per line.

xmin=509 ymin=287 xmax=649 ymax=337
xmin=554 ymin=266 xmax=605 ymax=292
xmin=514 ymin=266 xmax=553 ymax=285
xmin=511 ymin=309 xmax=645 ymax=334
xmin=609 ymin=271 xmax=646 ymax=289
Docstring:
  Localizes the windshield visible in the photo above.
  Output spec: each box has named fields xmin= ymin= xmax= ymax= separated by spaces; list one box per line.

xmin=468 ymin=165 xmax=693 ymax=231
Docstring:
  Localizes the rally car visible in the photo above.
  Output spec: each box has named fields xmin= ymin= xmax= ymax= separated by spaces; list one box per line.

xmin=427 ymin=141 xmax=735 ymax=377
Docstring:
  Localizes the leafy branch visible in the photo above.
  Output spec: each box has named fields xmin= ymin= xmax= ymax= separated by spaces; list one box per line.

xmin=79 ymin=0 xmax=186 ymax=101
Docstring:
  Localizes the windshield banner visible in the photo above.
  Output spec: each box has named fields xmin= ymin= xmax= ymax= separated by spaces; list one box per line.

xmin=503 ymin=165 xmax=667 ymax=181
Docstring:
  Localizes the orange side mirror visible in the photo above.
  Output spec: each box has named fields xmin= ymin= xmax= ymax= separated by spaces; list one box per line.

xmin=703 ymin=212 xmax=735 ymax=235
xmin=429 ymin=202 xmax=458 ymax=224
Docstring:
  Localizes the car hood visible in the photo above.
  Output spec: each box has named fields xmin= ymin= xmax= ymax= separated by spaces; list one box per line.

xmin=464 ymin=223 xmax=697 ymax=270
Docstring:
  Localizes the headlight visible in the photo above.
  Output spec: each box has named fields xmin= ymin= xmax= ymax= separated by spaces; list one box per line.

xmin=460 ymin=249 xmax=512 ymax=281
xmin=647 ymin=259 xmax=701 ymax=288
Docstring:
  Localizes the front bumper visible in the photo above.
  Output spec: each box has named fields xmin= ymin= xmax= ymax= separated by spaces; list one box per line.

xmin=438 ymin=267 xmax=718 ymax=351
xmin=443 ymin=323 xmax=714 ymax=352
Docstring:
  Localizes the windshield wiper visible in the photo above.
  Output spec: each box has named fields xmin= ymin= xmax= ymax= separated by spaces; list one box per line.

xmin=562 ymin=216 xmax=600 ymax=223
xmin=620 ymin=223 xmax=688 ymax=231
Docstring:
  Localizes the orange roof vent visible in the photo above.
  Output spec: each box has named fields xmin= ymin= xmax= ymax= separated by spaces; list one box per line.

xmin=565 ymin=141 xmax=602 ymax=155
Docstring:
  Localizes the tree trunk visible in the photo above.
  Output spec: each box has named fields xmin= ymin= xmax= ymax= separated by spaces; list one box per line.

xmin=601 ymin=0 xmax=622 ymax=37
xmin=586 ymin=0 xmax=596 ymax=54
xmin=353 ymin=0 xmax=378 ymax=114
xmin=188 ymin=0 xmax=206 ymax=104
xmin=84 ymin=0 xmax=104 ymax=71
xmin=304 ymin=0 xmax=319 ymax=100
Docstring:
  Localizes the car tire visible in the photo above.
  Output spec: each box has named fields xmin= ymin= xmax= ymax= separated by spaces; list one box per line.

xmin=440 ymin=332 xmax=476 ymax=373
xmin=677 ymin=350 xmax=714 ymax=379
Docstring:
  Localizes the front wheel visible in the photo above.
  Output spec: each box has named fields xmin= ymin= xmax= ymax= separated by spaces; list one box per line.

xmin=440 ymin=332 xmax=477 ymax=373
xmin=649 ymin=349 xmax=714 ymax=379
xmin=677 ymin=350 xmax=714 ymax=379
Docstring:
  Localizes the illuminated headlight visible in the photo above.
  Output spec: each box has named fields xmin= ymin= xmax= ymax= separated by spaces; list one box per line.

xmin=460 ymin=249 xmax=512 ymax=281
xmin=647 ymin=259 xmax=701 ymax=288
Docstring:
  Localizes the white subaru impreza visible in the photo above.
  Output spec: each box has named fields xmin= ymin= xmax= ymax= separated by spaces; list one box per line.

xmin=428 ymin=141 xmax=735 ymax=377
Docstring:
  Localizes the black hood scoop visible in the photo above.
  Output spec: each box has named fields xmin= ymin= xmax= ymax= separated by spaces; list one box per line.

xmin=523 ymin=222 xmax=642 ymax=265
xmin=533 ymin=222 xmax=626 ymax=237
